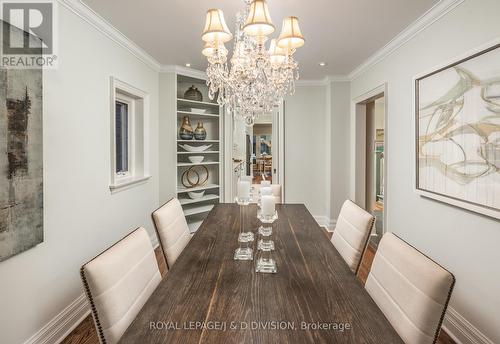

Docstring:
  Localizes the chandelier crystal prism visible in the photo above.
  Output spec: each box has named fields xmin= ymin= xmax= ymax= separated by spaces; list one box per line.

xmin=201 ymin=0 xmax=305 ymax=125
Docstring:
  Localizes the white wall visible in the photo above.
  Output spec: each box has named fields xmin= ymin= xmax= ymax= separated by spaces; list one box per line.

xmin=284 ymin=85 xmax=330 ymax=220
xmin=158 ymin=72 xmax=176 ymax=203
xmin=350 ymin=0 xmax=500 ymax=342
xmin=330 ymin=81 xmax=351 ymax=221
xmin=283 ymin=83 xmax=348 ymax=226
xmin=0 ymin=3 xmax=160 ymax=344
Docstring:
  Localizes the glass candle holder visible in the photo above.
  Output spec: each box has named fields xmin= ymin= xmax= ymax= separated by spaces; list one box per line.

xmin=257 ymin=238 xmax=275 ymax=251
xmin=256 ymin=214 xmax=277 ymax=273
xmin=235 ymin=196 xmax=251 ymax=206
xmin=257 ymin=224 xmax=274 ymax=251
xmin=255 ymin=249 xmax=277 ymax=273
xmin=255 ymin=235 xmax=277 ymax=273
xmin=258 ymin=225 xmax=272 ymax=236
xmin=234 ymin=239 xmax=254 ymax=260
xmin=234 ymin=203 xmax=254 ymax=261
xmin=257 ymin=209 xmax=278 ymax=223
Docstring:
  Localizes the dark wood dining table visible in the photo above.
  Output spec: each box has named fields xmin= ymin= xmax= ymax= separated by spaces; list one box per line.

xmin=119 ymin=204 xmax=403 ymax=343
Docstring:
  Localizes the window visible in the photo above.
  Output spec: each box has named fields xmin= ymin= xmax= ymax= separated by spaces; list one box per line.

xmin=110 ymin=77 xmax=150 ymax=192
xmin=115 ymin=100 xmax=129 ymax=175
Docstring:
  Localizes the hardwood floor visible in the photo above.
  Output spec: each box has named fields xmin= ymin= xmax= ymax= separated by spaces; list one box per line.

xmin=251 ymin=173 xmax=272 ymax=184
xmin=357 ymin=241 xmax=376 ymax=284
xmin=61 ymin=316 xmax=97 ymax=344
xmin=62 ymin=230 xmax=455 ymax=344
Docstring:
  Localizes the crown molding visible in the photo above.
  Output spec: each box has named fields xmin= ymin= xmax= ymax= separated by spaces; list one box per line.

xmin=57 ymin=0 xmax=162 ymax=72
xmin=295 ymin=78 xmax=329 ymax=86
xmin=348 ymin=0 xmax=465 ymax=80
xmin=327 ymin=75 xmax=351 ymax=82
xmin=161 ymin=67 xmax=349 ymax=86
xmin=160 ymin=65 xmax=207 ymax=79
xmin=295 ymin=75 xmax=350 ymax=86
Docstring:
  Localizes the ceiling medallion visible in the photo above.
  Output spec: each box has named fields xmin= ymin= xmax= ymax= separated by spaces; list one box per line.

xmin=201 ymin=0 xmax=305 ymax=125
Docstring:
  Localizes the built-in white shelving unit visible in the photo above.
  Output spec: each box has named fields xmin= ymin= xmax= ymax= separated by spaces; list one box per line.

xmin=183 ymin=204 xmax=215 ymax=217
xmin=177 ymin=161 xmax=220 ymax=167
xmin=177 ymin=183 xmax=220 ymax=193
xmin=177 ymin=151 xmax=219 ymax=155
xmin=177 ymin=139 xmax=220 ymax=143
xmin=177 ymin=98 xmax=220 ymax=108
xmin=179 ymin=194 xmax=220 ymax=205
xmin=175 ymin=74 xmax=224 ymax=233
xmin=177 ymin=111 xmax=219 ymax=119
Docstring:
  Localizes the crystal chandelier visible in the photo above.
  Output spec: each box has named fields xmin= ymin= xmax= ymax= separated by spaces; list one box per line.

xmin=201 ymin=0 xmax=305 ymax=125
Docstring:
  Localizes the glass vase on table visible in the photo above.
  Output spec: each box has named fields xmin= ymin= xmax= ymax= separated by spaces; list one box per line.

xmin=234 ymin=180 xmax=254 ymax=260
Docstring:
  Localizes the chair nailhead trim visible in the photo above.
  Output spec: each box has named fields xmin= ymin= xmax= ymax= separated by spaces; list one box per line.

xmin=81 ymin=267 xmax=107 ymax=344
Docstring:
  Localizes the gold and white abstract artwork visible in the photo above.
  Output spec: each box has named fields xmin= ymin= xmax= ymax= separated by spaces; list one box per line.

xmin=416 ymin=44 xmax=500 ymax=219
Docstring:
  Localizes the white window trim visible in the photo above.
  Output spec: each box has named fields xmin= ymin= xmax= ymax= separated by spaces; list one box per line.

xmin=109 ymin=77 xmax=151 ymax=192
xmin=115 ymin=93 xmax=134 ymax=181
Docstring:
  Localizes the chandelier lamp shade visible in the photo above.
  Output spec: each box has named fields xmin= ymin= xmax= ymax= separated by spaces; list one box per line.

xmin=277 ymin=16 xmax=305 ymax=50
xmin=243 ymin=0 xmax=275 ymax=37
xmin=201 ymin=0 xmax=305 ymax=125
xmin=201 ymin=9 xmax=233 ymax=43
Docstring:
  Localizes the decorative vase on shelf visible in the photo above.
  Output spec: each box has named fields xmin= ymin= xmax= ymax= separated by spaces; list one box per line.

xmin=179 ymin=116 xmax=194 ymax=140
xmin=184 ymin=85 xmax=203 ymax=102
xmin=194 ymin=122 xmax=207 ymax=140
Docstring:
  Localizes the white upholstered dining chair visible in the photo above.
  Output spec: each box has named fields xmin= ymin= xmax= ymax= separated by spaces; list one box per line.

xmin=152 ymin=198 xmax=193 ymax=268
xmin=80 ymin=227 xmax=161 ymax=344
xmin=365 ymin=233 xmax=455 ymax=344
xmin=331 ymin=200 xmax=374 ymax=273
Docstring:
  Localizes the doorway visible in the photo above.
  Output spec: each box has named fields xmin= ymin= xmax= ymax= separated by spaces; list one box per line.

xmin=351 ymin=85 xmax=387 ymax=240
xmin=226 ymin=104 xmax=284 ymax=200
xmin=252 ymin=120 xmax=273 ymax=184
xmin=365 ymin=97 xmax=385 ymax=237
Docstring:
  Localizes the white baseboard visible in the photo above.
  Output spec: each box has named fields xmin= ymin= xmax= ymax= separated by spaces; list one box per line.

xmin=23 ymin=294 xmax=90 ymax=344
xmin=442 ymin=307 xmax=494 ymax=344
xmin=328 ymin=219 xmax=337 ymax=231
xmin=313 ymin=216 xmax=336 ymax=231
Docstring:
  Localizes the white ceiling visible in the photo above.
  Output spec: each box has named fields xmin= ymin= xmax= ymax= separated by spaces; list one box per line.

xmin=83 ymin=0 xmax=439 ymax=79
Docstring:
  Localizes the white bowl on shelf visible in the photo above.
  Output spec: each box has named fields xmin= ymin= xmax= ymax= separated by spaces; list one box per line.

xmin=179 ymin=144 xmax=212 ymax=152
xmin=188 ymin=156 xmax=204 ymax=163
xmin=188 ymin=191 xmax=205 ymax=199
xmin=190 ymin=108 xmax=207 ymax=114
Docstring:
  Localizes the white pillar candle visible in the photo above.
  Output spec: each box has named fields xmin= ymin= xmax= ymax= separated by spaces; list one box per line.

xmin=261 ymin=180 xmax=271 ymax=188
xmin=237 ymin=180 xmax=250 ymax=199
xmin=261 ymin=195 xmax=275 ymax=216
xmin=260 ymin=186 xmax=272 ymax=196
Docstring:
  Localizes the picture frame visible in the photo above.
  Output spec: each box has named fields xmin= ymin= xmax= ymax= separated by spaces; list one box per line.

xmin=414 ymin=42 xmax=500 ymax=220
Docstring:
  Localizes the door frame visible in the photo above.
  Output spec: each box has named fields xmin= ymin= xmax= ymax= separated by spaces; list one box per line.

xmin=350 ymin=83 xmax=388 ymax=235
xmin=224 ymin=101 xmax=285 ymax=201
xmin=274 ymin=101 xmax=285 ymax=188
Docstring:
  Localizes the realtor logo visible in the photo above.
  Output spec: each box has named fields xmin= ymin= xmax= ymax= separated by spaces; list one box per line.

xmin=1 ymin=0 xmax=58 ymax=68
